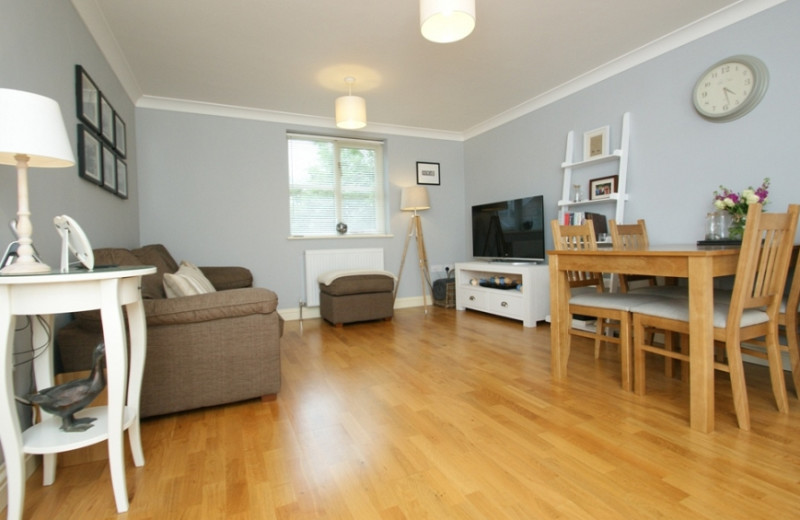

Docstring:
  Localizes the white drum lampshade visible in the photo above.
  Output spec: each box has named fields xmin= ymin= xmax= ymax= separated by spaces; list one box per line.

xmin=420 ymin=0 xmax=476 ymax=43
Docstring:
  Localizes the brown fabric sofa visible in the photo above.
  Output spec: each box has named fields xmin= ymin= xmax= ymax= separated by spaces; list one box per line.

xmin=56 ymin=244 xmax=282 ymax=418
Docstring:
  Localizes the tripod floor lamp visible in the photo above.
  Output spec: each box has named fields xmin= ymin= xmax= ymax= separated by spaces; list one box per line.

xmin=395 ymin=185 xmax=433 ymax=313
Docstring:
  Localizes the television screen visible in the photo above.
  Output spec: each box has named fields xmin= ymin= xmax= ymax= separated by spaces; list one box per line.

xmin=471 ymin=195 xmax=545 ymax=262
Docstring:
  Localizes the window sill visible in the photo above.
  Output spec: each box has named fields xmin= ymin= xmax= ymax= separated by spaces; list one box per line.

xmin=288 ymin=234 xmax=394 ymax=240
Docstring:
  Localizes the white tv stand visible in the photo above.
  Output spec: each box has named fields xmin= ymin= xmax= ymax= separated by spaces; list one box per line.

xmin=455 ymin=261 xmax=549 ymax=327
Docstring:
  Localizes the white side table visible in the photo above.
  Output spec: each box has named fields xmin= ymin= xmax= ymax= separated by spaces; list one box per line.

xmin=0 ymin=265 xmax=156 ymax=520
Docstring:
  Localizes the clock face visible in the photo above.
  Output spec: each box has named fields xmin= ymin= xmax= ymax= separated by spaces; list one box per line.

xmin=692 ymin=55 xmax=768 ymax=122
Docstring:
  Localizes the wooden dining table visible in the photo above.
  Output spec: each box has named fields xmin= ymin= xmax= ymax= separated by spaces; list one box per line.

xmin=548 ymin=244 xmax=741 ymax=433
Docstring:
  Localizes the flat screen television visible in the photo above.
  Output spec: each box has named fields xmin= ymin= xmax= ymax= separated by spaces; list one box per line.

xmin=471 ymin=195 xmax=545 ymax=262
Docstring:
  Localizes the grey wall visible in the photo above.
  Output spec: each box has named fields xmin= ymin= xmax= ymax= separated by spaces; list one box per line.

xmin=0 ymin=0 xmax=141 ymax=464
xmin=465 ymin=0 xmax=800 ymax=252
xmin=136 ymin=109 xmax=466 ymax=309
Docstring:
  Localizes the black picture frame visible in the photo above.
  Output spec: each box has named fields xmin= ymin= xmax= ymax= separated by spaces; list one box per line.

xmin=78 ymin=124 xmax=102 ymax=185
xmin=114 ymin=112 xmax=126 ymax=157
xmin=116 ymin=157 xmax=128 ymax=199
xmin=102 ymin=142 xmax=117 ymax=192
xmin=75 ymin=65 xmax=100 ymax=132
xmin=416 ymin=161 xmax=440 ymax=185
xmin=100 ymin=94 xmax=115 ymax=145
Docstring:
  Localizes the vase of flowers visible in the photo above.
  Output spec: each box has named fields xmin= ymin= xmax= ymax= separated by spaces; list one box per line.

xmin=712 ymin=177 xmax=770 ymax=239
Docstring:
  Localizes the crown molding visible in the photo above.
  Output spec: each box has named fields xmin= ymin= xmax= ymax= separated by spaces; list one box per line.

xmin=136 ymin=96 xmax=465 ymax=141
xmin=462 ymin=0 xmax=787 ymax=140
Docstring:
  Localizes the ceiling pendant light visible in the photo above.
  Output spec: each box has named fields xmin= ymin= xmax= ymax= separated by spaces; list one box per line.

xmin=420 ymin=0 xmax=476 ymax=43
xmin=335 ymin=77 xmax=367 ymax=129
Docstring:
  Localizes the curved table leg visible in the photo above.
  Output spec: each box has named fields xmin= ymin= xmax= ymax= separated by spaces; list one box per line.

xmin=0 ymin=301 xmax=24 ymax=520
xmin=100 ymin=279 xmax=130 ymax=513
xmin=125 ymin=294 xmax=147 ymax=467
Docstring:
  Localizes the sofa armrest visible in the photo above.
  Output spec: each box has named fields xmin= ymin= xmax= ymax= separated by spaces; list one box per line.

xmin=200 ymin=266 xmax=253 ymax=290
xmin=144 ymin=287 xmax=277 ymax=326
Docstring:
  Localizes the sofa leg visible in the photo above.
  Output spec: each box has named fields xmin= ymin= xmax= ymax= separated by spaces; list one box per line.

xmin=261 ymin=394 xmax=277 ymax=403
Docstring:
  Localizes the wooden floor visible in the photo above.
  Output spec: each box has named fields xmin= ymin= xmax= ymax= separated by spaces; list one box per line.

xmin=8 ymin=307 xmax=800 ymax=519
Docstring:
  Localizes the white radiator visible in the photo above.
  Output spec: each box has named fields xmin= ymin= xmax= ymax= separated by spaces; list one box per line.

xmin=304 ymin=248 xmax=385 ymax=306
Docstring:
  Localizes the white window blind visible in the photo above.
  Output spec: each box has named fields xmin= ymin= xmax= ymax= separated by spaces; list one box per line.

xmin=288 ymin=133 xmax=386 ymax=237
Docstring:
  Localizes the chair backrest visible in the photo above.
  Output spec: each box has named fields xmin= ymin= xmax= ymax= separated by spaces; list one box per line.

xmin=609 ymin=219 xmax=656 ymax=292
xmin=550 ymin=219 xmax=605 ymax=291
xmin=728 ymin=203 xmax=800 ymax=329
xmin=785 ymin=248 xmax=800 ymax=319
xmin=609 ymin=219 xmax=649 ymax=250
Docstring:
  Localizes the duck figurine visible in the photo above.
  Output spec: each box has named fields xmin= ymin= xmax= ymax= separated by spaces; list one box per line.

xmin=27 ymin=343 xmax=106 ymax=432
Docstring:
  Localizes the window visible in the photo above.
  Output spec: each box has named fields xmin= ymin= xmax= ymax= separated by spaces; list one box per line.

xmin=288 ymin=133 xmax=387 ymax=237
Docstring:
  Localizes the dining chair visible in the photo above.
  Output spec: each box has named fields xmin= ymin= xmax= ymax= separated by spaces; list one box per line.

xmin=550 ymin=219 xmax=665 ymax=391
xmin=744 ymin=248 xmax=800 ymax=398
xmin=609 ymin=219 xmax=656 ymax=292
xmin=609 ymin=219 xmax=686 ymax=296
xmin=632 ymin=203 xmax=800 ymax=430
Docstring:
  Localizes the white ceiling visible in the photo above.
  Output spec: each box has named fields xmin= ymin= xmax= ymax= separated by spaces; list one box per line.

xmin=72 ymin=0 xmax=776 ymax=139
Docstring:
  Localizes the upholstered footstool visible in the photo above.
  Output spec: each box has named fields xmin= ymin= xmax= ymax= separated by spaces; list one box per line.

xmin=318 ymin=269 xmax=396 ymax=326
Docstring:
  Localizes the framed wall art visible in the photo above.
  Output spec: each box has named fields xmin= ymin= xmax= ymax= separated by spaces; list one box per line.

xmin=416 ymin=161 xmax=440 ymax=185
xmin=102 ymin=143 xmax=117 ymax=192
xmin=590 ymin=175 xmax=619 ymax=200
xmin=116 ymin=157 xmax=128 ymax=199
xmin=76 ymin=65 xmax=100 ymax=132
xmin=114 ymin=112 xmax=126 ymax=157
xmin=100 ymin=94 xmax=115 ymax=145
xmin=78 ymin=124 xmax=102 ymax=185
xmin=583 ymin=125 xmax=609 ymax=160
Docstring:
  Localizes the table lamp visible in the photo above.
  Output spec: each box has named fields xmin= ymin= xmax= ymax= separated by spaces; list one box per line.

xmin=0 ymin=88 xmax=75 ymax=274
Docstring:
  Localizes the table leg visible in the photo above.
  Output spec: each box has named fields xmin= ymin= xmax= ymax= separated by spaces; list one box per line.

xmin=100 ymin=279 xmax=130 ymax=513
xmin=549 ymin=256 xmax=570 ymax=379
xmin=30 ymin=315 xmax=58 ymax=486
xmin=125 ymin=294 xmax=146 ymax=467
xmin=0 ymin=293 xmax=24 ymax=520
xmin=687 ymin=257 xmax=715 ymax=433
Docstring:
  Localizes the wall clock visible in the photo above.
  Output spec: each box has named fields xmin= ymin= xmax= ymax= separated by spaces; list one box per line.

xmin=692 ymin=55 xmax=768 ymax=122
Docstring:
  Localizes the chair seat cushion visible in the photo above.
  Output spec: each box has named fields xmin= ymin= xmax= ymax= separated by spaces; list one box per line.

xmin=570 ymin=292 xmax=665 ymax=312
xmin=633 ymin=299 xmax=769 ymax=328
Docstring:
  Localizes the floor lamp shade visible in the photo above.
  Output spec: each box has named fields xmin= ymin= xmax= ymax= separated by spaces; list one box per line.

xmin=0 ymin=88 xmax=75 ymax=274
xmin=420 ymin=0 xmax=476 ymax=43
xmin=401 ymin=186 xmax=430 ymax=212
xmin=335 ymin=95 xmax=367 ymax=129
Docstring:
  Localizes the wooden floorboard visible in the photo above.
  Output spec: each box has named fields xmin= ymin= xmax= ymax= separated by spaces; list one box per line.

xmin=8 ymin=307 xmax=800 ymax=519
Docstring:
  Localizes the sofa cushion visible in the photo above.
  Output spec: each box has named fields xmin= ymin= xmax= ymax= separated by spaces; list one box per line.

xmin=145 ymin=287 xmax=279 ymax=325
xmin=163 ymin=261 xmax=217 ymax=298
xmin=131 ymin=244 xmax=179 ymax=299
xmin=93 ymin=248 xmax=143 ymax=268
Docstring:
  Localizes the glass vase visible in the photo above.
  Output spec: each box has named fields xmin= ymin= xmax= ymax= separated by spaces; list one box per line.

xmin=728 ymin=213 xmax=745 ymax=239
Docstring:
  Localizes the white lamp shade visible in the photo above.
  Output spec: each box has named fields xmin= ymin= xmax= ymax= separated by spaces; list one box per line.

xmin=401 ymin=186 xmax=431 ymax=211
xmin=0 ymin=88 xmax=74 ymax=168
xmin=335 ymin=95 xmax=367 ymax=129
xmin=420 ymin=0 xmax=476 ymax=43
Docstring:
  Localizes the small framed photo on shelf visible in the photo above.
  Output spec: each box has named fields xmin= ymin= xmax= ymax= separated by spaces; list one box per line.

xmin=100 ymin=94 xmax=115 ymax=145
xmin=102 ymin=143 xmax=117 ymax=192
xmin=116 ymin=157 xmax=128 ymax=199
xmin=590 ymin=175 xmax=619 ymax=200
xmin=78 ymin=124 xmax=102 ymax=185
xmin=114 ymin=112 xmax=126 ymax=157
xmin=76 ymin=65 xmax=100 ymax=133
xmin=416 ymin=161 xmax=440 ymax=185
xmin=583 ymin=125 xmax=609 ymax=160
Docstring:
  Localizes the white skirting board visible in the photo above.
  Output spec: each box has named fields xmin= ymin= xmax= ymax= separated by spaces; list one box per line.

xmin=303 ymin=248 xmax=384 ymax=307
